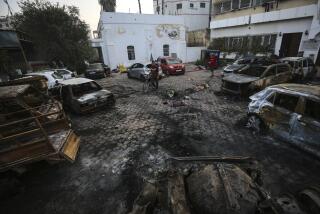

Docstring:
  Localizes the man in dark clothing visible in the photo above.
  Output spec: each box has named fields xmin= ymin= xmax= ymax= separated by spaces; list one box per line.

xmin=150 ymin=61 xmax=159 ymax=89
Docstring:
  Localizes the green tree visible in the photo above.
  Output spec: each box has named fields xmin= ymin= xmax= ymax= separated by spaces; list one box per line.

xmin=12 ymin=0 xmax=94 ymax=73
xmin=99 ymin=0 xmax=116 ymax=12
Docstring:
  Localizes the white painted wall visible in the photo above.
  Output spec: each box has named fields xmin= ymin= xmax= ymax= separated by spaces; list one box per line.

xmin=186 ymin=46 xmax=205 ymax=62
xmin=153 ymin=0 xmax=210 ymax=31
xmin=95 ymin=12 xmax=187 ymax=69
xmin=210 ymin=4 xmax=320 ymax=61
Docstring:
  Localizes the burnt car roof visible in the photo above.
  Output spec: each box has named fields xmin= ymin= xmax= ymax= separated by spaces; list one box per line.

xmin=59 ymin=78 xmax=93 ymax=86
xmin=0 ymin=84 xmax=30 ymax=99
xmin=270 ymin=84 xmax=320 ymax=98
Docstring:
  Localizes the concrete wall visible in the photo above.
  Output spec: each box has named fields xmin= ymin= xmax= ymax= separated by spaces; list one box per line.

xmin=153 ymin=0 xmax=210 ymax=31
xmin=212 ymin=0 xmax=317 ymax=20
xmin=96 ymin=13 xmax=187 ymax=69
xmin=210 ymin=2 xmax=320 ymax=61
xmin=186 ymin=46 xmax=205 ymax=62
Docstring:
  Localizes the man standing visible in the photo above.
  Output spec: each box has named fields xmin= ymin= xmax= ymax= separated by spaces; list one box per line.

xmin=208 ymin=54 xmax=217 ymax=77
xmin=150 ymin=61 xmax=159 ymax=89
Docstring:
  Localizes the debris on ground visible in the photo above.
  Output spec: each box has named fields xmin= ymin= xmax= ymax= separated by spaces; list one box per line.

xmin=130 ymin=156 xmax=319 ymax=214
xmin=166 ymin=89 xmax=176 ymax=98
xmin=194 ymin=83 xmax=209 ymax=91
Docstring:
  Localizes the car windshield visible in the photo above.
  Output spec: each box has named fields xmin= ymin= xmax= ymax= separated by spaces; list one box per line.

xmin=167 ymin=59 xmax=181 ymax=64
xmin=237 ymin=66 xmax=265 ymax=77
xmin=282 ymin=60 xmax=296 ymax=68
xmin=88 ymin=64 xmax=103 ymax=69
xmin=235 ymin=58 xmax=253 ymax=65
xmin=72 ymin=81 xmax=101 ymax=97
xmin=56 ymin=69 xmax=70 ymax=75
xmin=51 ymin=72 xmax=63 ymax=79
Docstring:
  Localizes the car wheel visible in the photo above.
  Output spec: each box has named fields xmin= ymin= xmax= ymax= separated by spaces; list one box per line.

xmin=140 ymin=74 xmax=145 ymax=81
xmin=246 ymin=115 xmax=265 ymax=133
xmin=127 ymin=72 xmax=131 ymax=78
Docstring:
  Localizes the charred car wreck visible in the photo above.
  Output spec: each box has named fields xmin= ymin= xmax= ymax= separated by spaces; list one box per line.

xmin=0 ymin=85 xmax=80 ymax=171
xmin=247 ymin=84 xmax=320 ymax=158
xmin=129 ymin=156 xmax=320 ymax=214
xmin=221 ymin=63 xmax=292 ymax=96
xmin=53 ymin=78 xmax=115 ymax=114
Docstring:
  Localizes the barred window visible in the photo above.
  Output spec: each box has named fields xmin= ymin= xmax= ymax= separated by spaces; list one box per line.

xmin=240 ymin=0 xmax=251 ymax=8
xmin=163 ymin=44 xmax=169 ymax=56
xmin=200 ymin=3 xmax=206 ymax=8
xmin=177 ymin=3 xmax=182 ymax=9
xmin=127 ymin=46 xmax=135 ymax=60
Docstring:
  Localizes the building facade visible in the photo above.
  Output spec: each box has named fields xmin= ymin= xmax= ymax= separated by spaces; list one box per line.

xmin=153 ymin=0 xmax=211 ymax=31
xmin=210 ymin=0 xmax=320 ymax=63
xmin=92 ymin=12 xmax=187 ymax=69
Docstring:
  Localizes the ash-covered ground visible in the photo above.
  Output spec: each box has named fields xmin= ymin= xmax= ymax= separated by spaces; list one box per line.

xmin=1 ymin=69 xmax=320 ymax=214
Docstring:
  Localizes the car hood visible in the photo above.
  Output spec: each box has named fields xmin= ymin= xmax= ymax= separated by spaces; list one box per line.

xmin=224 ymin=64 xmax=245 ymax=72
xmin=86 ymin=69 xmax=103 ymax=72
xmin=77 ymin=89 xmax=113 ymax=103
xmin=223 ymin=74 xmax=259 ymax=84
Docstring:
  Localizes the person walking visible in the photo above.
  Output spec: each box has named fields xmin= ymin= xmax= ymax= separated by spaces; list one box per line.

xmin=150 ymin=61 xmax=159 ymax=89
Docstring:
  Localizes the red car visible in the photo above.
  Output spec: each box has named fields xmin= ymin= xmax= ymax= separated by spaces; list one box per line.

xmin=158 ymin=57 xmax=185 ymax=75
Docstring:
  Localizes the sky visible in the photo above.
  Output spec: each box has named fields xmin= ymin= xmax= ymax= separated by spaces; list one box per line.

xmin=0 ymin=0 xmax=154 ymax=31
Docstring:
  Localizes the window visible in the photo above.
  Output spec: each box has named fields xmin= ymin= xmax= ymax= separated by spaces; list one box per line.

xmin=136 ymin=63 xmax=144 ymax=68
xmin=190 ymin=3 xmax=194 ymax=8
xmin=304 ymin=99 xmax=320 ymax=121
xmin=200 ymin=2 xmax=206 ymax=8
xmin=127 ymin=46 xmax=135 ymax=60
xmin=163 ymin=44 xmax=169 ymax=56
xmin=303 ymin=59 xmax=308 ymax=67
xmin=307 ymin=58 xmax=314 ymax=66
xmin=240 ymin=0 xmax=251 ymax=8
xmin=265 ymin=66 xmax=276 ymax=77
xmin=273 ymin=93 xmax=299 ymax=112
xmin=277 ymin=65 xmax=289 ymax=74
xmin=177 ymin=3 xmax=182 ymax=9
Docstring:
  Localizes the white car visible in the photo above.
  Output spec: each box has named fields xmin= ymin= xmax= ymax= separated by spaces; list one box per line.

xmin=51 ymin=68 xmax=76 ymax=80
xmin=26 ymin=70 xmax=63 ymax=89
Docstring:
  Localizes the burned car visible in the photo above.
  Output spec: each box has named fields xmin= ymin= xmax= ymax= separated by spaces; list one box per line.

xmin=223 ymin=56 xmax=276 ymax=75
xmin=221 ymin=63 xmax=292 ymax=96
xmin=280 ymin=57 xmax=316 ymax=82
xmin=0 ymin=85 xmax=80 ymax=171
xmin=54 ymin=78 xmax=115 ymax=113
xmin=85 ymin=63 xmax=110 ymax=79
xmin=247 ymin=84 xmax=320 ymax=158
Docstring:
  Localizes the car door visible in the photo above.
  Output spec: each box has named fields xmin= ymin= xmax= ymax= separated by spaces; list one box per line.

xmin=302 ymin=59 xmax=309 ymax=78
xmin=135 ymin=63 xmax=145 ymax=78
xmin=129 ymin=63 xmax=137 ymax=77
xmin=291 ymin=97 xmax=320 ymax=146
xmin=275 ymin=64 xmax=291 ymax=83
xmin=260 ymin=92 xmax=300 ymax=138
xmin=256 ymin=65 xmax=276 ymax=89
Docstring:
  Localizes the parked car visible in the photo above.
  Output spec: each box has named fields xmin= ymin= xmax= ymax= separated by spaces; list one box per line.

xmin=85 ymin=63 xmax=110 ymax=79
xmin=127 ymin=62 xmax=164 ymax=80
xmin=54 ymin=78 xmax=115 ymax=113
xmin=221 ymin=63 xmax=292 ymax=96
xmin=247 ymin=83 xmax=320 ymax=158
xmin=26 ymin=70 xmax=63 ymax=89
xmin=0 ymin=84 xmax=80 ymax=171
xmin=158 ymin=57 xmax=185 ymax=75
xmin=51 ymin=68 xmax=76 ymax=80
xmin=223 ymin=56 xmax=277 ymax=75
xmin=280 ymin=57 xmax=316 ymax=81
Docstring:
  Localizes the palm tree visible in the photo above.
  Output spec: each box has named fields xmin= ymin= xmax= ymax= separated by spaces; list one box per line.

xmin=138 ymin=0 xmax=141 ymax=14
xmin=99 ymin=0 xmax=116 ymax=12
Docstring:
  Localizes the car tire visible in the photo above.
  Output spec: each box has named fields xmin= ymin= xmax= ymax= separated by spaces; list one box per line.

xmin=140 ymin=74 xmax=145 ymax=81
xmin=247 ymin=115 xmax=265 ymax=134
xmin=127 ymin=72 xmax=131 ymax=78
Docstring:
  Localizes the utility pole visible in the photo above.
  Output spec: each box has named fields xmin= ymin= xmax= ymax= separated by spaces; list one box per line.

xmin=162 ymin=0 xmax=164 ymax=15
xmin=138 ymin=0 xmax=141 ymax=14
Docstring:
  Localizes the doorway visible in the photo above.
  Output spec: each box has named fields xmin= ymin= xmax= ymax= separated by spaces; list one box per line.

xmin=279 ymin=32 xmax=302 ymax=57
